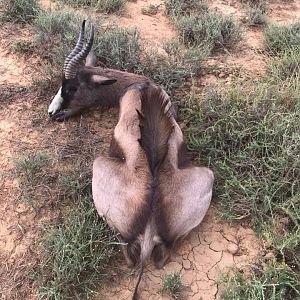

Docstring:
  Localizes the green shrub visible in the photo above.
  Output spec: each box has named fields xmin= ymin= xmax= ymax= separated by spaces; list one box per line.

xmin=159 ymin=272 xmax=182 ymax=298
xmin=33 ymin=8 xmax=82 ymax=66
xmin=164 ymin=0 xmax=208 ymax=17
xmin=221 ymin=262 xmax=300 ymax=300
xmin=182 ymin=79 xmax=299 ymax=221
xmin=35 ymin=195 xmax=119 ymax=299
xmin=11 ymin=40 xmax=34 ymax=54
xmin=0 ymin=0 xmax=40 ymax=23
xmin=95 ymin=0 xmax=126 ymax=13
xmin=94 ymin=25 xmax=142 ymax=71
xmin=264 ymin=22 xmax=300 ymax=54
xmin=141 ymin=4 xmax=159 ymax=16
xmin=60 ymin=0 xmax=126 ymax=13
xmin=269 ymin=47 xmax=300 ymax=80
xmin=247 ymin=3 xmax=267 ymax=26
xmin=176 ymin=13 xmax=242 ymax=52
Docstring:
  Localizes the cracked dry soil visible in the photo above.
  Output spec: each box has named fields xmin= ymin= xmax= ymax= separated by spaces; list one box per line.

xmin=100 ymin=208 xmax=260 ymax=300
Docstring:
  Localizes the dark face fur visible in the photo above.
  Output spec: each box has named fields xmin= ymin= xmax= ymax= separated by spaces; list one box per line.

xmin=48 ymin=70 xmax=117 ymax=121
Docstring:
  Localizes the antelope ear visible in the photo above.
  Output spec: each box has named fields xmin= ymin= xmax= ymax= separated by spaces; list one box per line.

xmin=90 ymin=75 xmax=117 ymax=85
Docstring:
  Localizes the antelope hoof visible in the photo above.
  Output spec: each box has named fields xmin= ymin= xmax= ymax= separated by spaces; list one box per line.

xmin=50 ymin=110 xmax=69 ymax=122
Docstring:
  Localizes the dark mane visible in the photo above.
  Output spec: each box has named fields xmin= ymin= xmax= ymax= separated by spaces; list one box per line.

xmin=137 ymin=86 xmax=174 ymax=177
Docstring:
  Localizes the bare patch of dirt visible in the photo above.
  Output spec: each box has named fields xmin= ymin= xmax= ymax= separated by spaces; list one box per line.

xmin=106 ymin=0 xmax=177 ymax=51
xmin=0 ymin=24 xmax=36 ymax=85
xmin=269 ymin=0 xmax=300 ymax=24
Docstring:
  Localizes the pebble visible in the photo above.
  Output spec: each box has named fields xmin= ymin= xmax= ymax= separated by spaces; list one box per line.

xmin=264 ymin=252 xmax=275 ymax=261
xmin=227 ymin=243 xmax=239 ymax=255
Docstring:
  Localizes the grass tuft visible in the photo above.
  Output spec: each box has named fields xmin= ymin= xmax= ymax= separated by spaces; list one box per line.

xmin=94 ymin=25 xmax=142 ymax=71
xmin=268 ymin=47 xmax=300 ymax=80
xmin=159 ymin=272 xmax=182 ymax=298
xmin=221 ymin=262 xmax=300 ymax=300
xmin=96 ymin=0 xmax=126 ymax=13
xmin=33 ymin=8 xmax=81 ymax=65
xmin=141 ymin=4 xmax=160 ymax=16
xmin=182 ymin=81 xmax=299 ymax=220
xmin=59 ymin=0 xmax=126 ymax=13
xmin=247 ymin=2 xmax=267 ymax=26
xmin=164 ymin=0 xmax=208 ymax=17
xmin=176 ymin=13 xmax=242 ymax=52
xmin=15 ymin=152 xmax=52 ymax=206
xmin=16 ymin=152 xmax=50 ymax=183
xmin=35 ymin=194 xmax=119 ymax=300
xmin=264 ymin=21 xmax=300 ymax=54
xmin=0 ymin=0 xmax=40 ymax=23
xmin=11 ymin=40 xmax=34 ymax=54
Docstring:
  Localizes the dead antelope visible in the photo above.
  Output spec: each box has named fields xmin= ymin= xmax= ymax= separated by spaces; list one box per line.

xmin=48 ymin=20 xmax=155 ymax=121
xmin=92 ymin=82 xmax=214 ymax=299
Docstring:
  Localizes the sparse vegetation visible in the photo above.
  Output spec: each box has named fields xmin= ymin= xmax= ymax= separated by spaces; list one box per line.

xmin=3 ymin=0 xmax=300 ymax=299
xmin=264 ymin=21 xmax=300 ymax=54
xmin=159 ymin=272 xmax=182 ymax=298
xmin=221 ymin=262 xmax=300 ymax=300
xmin=0 ymin=0 xmax=40 ymax=23
xmin=94 ymin=25 xmax=142 ymax=71
xmin=183 ymin=79 xmax=299 ymax=221
xmin=16 ymin=152 xmax=50 ymax=183
xmin=247 ymin=1 xmax=267 ymax=26
xmin=35 ymin=194 xmax=119 ymax=299
xmin=60 ymin=0 xmax=126 ymax=13
xmin=269 ymin=47 xmax=300 ymax=80
xmin=15 ymin=152 xmax=51 ymax=205
xmin=181 ymin=68 xmax=300 ymax=298
xmin=34 ymin=8 xmax=81 ymax=65
xmin=11 ymin=40 xmax=33 ymax=54
xmin=164 ymin=0 xmax=208 ymax=17
xmin=141 ymin=4 xmax=160 ymax=16
xmin=176 ymin=13 xmax=242 ymax=52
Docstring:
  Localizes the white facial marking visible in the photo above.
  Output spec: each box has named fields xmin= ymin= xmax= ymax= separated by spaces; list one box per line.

xmin=48 ymin=87 xmax=63 ymax=115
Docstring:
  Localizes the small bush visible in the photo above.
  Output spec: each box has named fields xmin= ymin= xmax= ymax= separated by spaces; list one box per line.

xmin=141 ymin=4 xmax=159 ymax=16
xmin=59 ymin=0 xmax=95 ymax=7
xmin=0 ymin=0 xmax=40 ymax=23
xmin=11 ymin=40 xmax=34 ymax=54
xmin=182 ymin=81 xmax=299 ymax=220
xmin=221 ymin=262 xmax=300 ymax=300
xmin=33 ymin=8 xmax=85 ymax=69
xmin=159 ymin=272 xmax=182 ymax=298
xmin=247 ymin=3 xmax=267 ymax=26
xmin=94 ymin=25 xmax=142 ymax=71
xmin=164 ymin=0 xmax=208 ymax=17
xmin=95 ymin=0 xmax=126 ymax=13
xmin=176 ymin=13 xmax=242 ymax=52
xmin=16 ymin=152 xmax=50 ymax=183
xmin=60 ymin=0 xmax=126 ymax=13
xmin=269 ymin=47 xmax=300 ymax=80
xmin=35 ymin=195 xmax=119 ymax=299
xmin=264 ymin=22 xmax=300 ymax=54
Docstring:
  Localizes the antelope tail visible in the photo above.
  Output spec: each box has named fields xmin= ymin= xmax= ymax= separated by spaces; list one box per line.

xmin=132 ymin=264 xmax=144 ymax=300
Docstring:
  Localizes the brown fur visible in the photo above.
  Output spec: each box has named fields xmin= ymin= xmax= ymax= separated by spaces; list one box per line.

xmin=92 ymin=83 xmax=214 ymax=299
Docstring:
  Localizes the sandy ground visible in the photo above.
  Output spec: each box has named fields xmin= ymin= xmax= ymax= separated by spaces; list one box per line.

xmin=0 ymin=0 xmax=298 ymax=299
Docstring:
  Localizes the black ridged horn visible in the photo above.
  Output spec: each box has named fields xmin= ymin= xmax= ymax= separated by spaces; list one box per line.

xmin=64 ymin=23 xmax=94 ymax=80
xmin=63 ymin=20 xmax=86 ymax=73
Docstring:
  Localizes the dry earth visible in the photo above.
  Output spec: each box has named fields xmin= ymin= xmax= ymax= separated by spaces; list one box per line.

xmin=0 ymin=0 xmax=298 ymax=299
